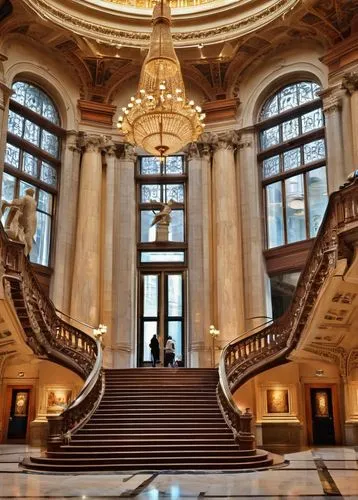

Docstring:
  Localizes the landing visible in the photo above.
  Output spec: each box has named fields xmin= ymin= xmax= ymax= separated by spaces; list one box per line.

xmin=2 ymin=445 xmax=358 ymax=497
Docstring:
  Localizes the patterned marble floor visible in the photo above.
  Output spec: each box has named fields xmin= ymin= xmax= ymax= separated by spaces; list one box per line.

xmin=0 ymin=445 xmax=358 ymax=499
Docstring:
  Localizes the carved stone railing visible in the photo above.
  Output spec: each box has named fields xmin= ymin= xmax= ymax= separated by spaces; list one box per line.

xmin=217 ymin=178 xmax=358 ymax=449
xmin=0 ymin=223 xmax=104 ymax=448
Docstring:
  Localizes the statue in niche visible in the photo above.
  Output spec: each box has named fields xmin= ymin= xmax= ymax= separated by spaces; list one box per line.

xmin=150 ymin=199 xmax=174 ymax=242
xmin=1 ymin=188 xmax=37 ymax=255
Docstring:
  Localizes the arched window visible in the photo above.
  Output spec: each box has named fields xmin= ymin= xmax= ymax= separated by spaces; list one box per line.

xmin=2 ymin=81 xmax=62 ymax=266
xmin=258 ymin=81 xmax=328 ymax=249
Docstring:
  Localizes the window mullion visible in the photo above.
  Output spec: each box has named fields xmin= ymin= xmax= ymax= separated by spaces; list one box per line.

xmin=304 ymin=172 xmax=310 ymax=239
xmin=282 ymin=179 xmax=288 ymax=245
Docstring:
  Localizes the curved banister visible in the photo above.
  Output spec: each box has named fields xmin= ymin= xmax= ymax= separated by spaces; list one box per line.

xmin=217 ymin=178 xmax=358 ymax=448
xmin=0 ymin=223 xmax=104 ymax=449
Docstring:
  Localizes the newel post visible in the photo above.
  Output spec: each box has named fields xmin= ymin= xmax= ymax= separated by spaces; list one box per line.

xmin=238 ymin=408 xmax=255 ymax=451
xmin=47 ymin=415 xmax=64 ymax=451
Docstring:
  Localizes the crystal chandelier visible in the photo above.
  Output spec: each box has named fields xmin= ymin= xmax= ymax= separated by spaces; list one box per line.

xmin=117 ymin=0 xmax=205 ymax=158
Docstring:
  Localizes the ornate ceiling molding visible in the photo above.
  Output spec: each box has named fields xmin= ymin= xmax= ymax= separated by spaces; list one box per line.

xmin=21 ymin=0 xmax=301 ymax=47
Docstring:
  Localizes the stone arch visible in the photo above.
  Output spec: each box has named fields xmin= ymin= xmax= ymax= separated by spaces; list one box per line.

xmin=240 ymin=62 xmax=327 ymax=129
xmin=4 ymin=62 xmax=78 ymax=131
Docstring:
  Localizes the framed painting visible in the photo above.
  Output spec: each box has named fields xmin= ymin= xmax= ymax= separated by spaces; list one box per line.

xmin=46 ymin=388 xmax=72 ymax=414
xmin=266 ymin=388 xmax=289 ymax=414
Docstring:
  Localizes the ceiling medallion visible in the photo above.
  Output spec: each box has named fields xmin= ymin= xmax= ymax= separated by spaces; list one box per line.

xmin=117 ymin=0 xmax=205 ymax=157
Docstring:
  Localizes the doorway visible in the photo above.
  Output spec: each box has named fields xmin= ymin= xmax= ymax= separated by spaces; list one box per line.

xmin=3 ymin=387 xmax=32 ymax=443
xmin=305 ymin=383 xmax=341 ymax=446
xmin=138 ymin=271 xmax=185 ymax=366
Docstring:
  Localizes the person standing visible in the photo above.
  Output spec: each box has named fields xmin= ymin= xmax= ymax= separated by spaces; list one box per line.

xmin=164 ymin=336 xmax=175 ymax=367
xmin=149 ymin=334 xmax=160 ymax=367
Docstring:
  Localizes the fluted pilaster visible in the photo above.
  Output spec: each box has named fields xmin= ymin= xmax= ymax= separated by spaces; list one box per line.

xmin=70 ymin=134 xmax=107 ymax=327
xmin=112 ymin=143 xmax=137 ymax=368
xmin=320 ymin=86 xmax=347 ymax=190
xmin=237 ymin=128 xmax=270 ymax=329
xmin=0 ymin=76 xmax=12 ymax=191
xmin=211 ymin=130 xmax=245 ymax=345
xmin=187 ymin=142 xmax=212 ymax=367
xmin=101 ymin=143 xmax=118 ymax=367
xmin=51 ymin=131 xmax=81 ymax=314
xmin=342 ymin=72 xmax=358 ymax=168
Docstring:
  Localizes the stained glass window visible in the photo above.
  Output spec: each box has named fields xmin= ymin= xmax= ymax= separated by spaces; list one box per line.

xmin=259 ymin=81 xmax=327 ymax=248
xmin=12 ymin=82 xmax=60 ymax=125
xmin=2 ymin=81 xmax=61 ymax=267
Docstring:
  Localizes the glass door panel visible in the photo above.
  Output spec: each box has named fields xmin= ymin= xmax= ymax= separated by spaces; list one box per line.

xmin=143 ymin=321 xmax=158 ymax=362
xmin=139 ymin=271 xmax=185 ymax=366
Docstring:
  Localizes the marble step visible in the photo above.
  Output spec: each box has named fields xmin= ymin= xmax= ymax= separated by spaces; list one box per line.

xmin=82 ymin=422 xmax=229 ymax=429
xmin=46 ymin=449 xmax=262 ymax=460
xmin=61 ymin=442 xmax=248 ymax=452
xmin=69 ymin=437 xmax=237 ymax=445
xmin=74 ymin=431 xmax=234 ymax=439
xmin=21 ymin=459 xmax=274 ymax=472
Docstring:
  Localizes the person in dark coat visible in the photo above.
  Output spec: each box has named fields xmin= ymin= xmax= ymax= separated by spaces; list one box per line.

xmin=149 ymin=334 xmax=160 ymax=367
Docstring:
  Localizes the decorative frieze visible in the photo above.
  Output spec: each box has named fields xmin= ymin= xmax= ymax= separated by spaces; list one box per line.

xmin=78 ymin=99 xmax=116 ymax=126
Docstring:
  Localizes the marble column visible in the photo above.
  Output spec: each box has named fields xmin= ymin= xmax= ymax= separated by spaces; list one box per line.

xmin=342 ymin=72 xmax=358 ymax=169
xmin=211 ymin=131 xmax=245 ymax=345
xmin=51 ymin=131 xmax=81 ymax=314
xmin=187 ymin=142 xmax=212 ymax=367
xmin=112 ymin=144 xmax=137 ymax=368
xmin=101 ymin=143 xmax=117 ymax=368
xmin=70 ymin=135 xmax=103 ymax=327
xmin=320 ymin=87 xmax=346 ymax=191
xmin=238 ymin=128 xmax=271 ymax=330
xmin=0 ymin=72 xmax=12 ymax=187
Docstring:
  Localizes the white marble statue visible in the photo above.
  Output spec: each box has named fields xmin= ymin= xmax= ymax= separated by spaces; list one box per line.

xmin=150 ymin=199 xmax=174 ymax=242
xmin=1 ymin=188 xmax=37 ymax=255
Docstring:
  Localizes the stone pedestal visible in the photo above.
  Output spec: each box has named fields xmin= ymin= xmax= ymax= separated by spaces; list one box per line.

xmin=211 ymin=131 xmax=245 ymax=344
xmin=156 ymin=221 xmax=169 ymax=241
xmin=29 ymin=418 xmax=48 ymax=447
xmin=70 ymin=135 xmax=104 ymax=327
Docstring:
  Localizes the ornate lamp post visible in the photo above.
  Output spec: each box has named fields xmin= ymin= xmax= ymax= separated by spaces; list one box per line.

xmin=209 ymin=324 xmax=220 ymax=367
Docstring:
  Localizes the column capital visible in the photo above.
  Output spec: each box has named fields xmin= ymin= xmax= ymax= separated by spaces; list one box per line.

xmin=65 ymin=130 xmax=81 ymax=153
xmin=318 ymin=86 xmax=343 ymax=114
xmin=79 ymin=134 xmax=113 ymax=153
xmin=117 ymin=143 xmax=137 ymax=162
xmin=342 ymin=72 xmax=358 ymax=95
xmin=0 ymin=80 xmax=12 ymax=111
xmin=185 ymin=141 xmax=211 ymax=161
xmin=211 ymin=130 xmax=240 ymax=152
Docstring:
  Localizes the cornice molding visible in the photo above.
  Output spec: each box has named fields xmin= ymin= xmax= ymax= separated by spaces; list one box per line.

xmin=21 ymin=0 xmax=300 ymax=47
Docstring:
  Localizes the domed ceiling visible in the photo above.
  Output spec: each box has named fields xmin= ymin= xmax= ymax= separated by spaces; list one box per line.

xmin=20 ymin=0 xmax=301 ymax=47
xmin=2 ymin=0 xmax=356 ymax=105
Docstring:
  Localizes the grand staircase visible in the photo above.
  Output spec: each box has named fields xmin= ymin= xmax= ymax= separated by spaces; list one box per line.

xmin=22 ymin=368 xmax=273 ymax=471
xmin=1 ymin=178 xmax=358 ymax=472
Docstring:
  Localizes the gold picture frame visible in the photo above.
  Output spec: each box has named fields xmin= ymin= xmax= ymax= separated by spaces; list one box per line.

xmin=266 ymin=388 xmax=290 ymax=414
xmin=46 ymin=388 xmax=72 ymax=414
